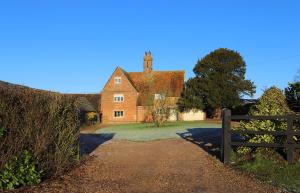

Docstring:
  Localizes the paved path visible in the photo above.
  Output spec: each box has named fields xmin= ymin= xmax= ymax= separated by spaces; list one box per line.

xmin=16 ymin=139 xmax=282 ymax=193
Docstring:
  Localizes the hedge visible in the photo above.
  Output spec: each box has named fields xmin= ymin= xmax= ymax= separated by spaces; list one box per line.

xmin=0 ymin=81 xmax=80 ymax=189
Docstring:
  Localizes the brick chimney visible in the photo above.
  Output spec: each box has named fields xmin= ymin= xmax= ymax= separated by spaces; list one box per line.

xmin=143 ymin=51 xmax=153 ymax=73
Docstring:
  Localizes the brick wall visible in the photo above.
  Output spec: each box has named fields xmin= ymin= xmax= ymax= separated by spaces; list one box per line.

xmin=101 ymin=68 xmax=138 ymax=123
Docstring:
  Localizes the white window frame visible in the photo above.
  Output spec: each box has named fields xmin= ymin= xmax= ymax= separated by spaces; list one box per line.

xmin=154 ymin=93 xmax=165 ymax=100
xmin=114 ymin=77 xmax=121 ymax=84
xmin=114 ymin=110 xmax=124 ymax=118
xmin=114 ymin=94 xmax=124 ymax=102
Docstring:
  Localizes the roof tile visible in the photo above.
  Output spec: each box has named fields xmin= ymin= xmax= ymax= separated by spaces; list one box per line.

xmin=126 ymin=71 xmax=185 ymax=105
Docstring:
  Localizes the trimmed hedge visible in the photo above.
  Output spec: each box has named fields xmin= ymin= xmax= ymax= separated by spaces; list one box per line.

xmin=0 ymin=81 xmax=80 ymax=189
xmin=68 ymin=93 xmax=101 ymax=112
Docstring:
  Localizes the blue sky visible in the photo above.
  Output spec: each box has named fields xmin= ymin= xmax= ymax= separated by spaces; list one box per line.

xmin=0 ymin=0 xmax=299 ymax=98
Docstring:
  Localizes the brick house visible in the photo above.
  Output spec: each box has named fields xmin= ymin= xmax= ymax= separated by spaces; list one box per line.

xmin=100 ymin=52 xmax=205 ymax=123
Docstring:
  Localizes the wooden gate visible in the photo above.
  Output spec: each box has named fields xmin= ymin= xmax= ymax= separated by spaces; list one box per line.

xmin=221 ymin=109 xmax=300 ymax=165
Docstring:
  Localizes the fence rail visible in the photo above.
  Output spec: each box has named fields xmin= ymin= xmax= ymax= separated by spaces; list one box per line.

xmin=222 ymin=109 xmax=300 ymax=165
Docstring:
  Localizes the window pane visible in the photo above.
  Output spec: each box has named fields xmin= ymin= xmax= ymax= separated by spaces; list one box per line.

xmin=114 ymin=77 xmax=121 ymax=84
xmin=114 ymin=94 xmax=124 ymax=102
xmin=114 ymin=111 xmax=124 ymax=117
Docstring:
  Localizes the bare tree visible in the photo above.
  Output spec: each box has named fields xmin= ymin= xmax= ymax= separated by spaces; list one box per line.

xmin=148 ymin=91 xmax=172 ymax=127
xmin=142 ymin=74 xmax=176 ymax=127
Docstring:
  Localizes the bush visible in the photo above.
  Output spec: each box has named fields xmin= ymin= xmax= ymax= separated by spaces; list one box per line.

xmin=235 ymin=87 xmax=291 ymax=154
xmin=0 ymin=81 xmax=80 ymax=189
xmin=0 ymin=150 xmax=42 ymax=189
xmin=231 ymin=102 xmax=256 ymax=116
xmin=85 ymin=112 xmax=98 ymax=125
xmin=0 ymin=127 xmax=4 ymax=138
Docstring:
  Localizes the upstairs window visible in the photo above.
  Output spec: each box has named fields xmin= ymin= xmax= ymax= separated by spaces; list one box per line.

xmin=114 ymin=94 xmax=124 ymax=102
xmin=114 ymin=111 xmax=124 ymax=118
xmin=154 ymin=93 xmax=165 ymax=100
xmin=114 ymin=77 xmax=121 ymax=84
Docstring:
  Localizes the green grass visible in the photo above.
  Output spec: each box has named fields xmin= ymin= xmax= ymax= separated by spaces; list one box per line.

xmin=233 ymin=154 xmax=300 ymax=193
xmin=95 ymin=121 xmax=221 ymax=141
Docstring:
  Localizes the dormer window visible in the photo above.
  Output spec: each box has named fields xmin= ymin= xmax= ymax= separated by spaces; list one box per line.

xmin=114 ymin=77 xmax=121 ymax=84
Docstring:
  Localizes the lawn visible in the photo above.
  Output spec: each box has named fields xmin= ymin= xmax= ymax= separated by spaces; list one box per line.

xmin=95 ymin=121 xmax=221 ymax=141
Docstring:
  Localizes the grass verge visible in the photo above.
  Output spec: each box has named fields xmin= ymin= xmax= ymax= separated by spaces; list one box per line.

xmin=232 ymin=152 xmax=300 ymax=193
xmin=95 ymin=121 xmax=221 ymax=141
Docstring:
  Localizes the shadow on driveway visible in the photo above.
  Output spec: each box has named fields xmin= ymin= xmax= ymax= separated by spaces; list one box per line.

xmin=80 ymin=133 xmax=115 ymax=157
xmin=177 ymin=128 xmax=244 ymax=161
xmin=177 ymin=128 xmax=223 ymax=160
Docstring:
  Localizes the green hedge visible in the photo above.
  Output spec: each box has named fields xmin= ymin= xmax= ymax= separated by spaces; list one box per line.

xmin=0 ymin=81 xmax=80 ymax=189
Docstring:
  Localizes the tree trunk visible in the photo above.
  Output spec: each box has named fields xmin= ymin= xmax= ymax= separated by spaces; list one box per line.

xmin=213 ymin=107 xmax=222 ymax=119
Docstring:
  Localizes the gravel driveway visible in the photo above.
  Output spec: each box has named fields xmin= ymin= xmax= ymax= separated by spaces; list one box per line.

xmin=14 ymin=138 xmax=282 ymax=193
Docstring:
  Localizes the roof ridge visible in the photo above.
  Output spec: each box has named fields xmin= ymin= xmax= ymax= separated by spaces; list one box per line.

xmin=122 ymin=70 xmax=138 ymax=91
xmin=128 ymin=70 xmax=185 ymax=74
xmin=152 ymin=70 xmax=185 ymax=73
xmin=116 ymin=66 xmax=128 ymax=74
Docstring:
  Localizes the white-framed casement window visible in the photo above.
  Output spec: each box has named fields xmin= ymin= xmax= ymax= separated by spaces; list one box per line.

xmin=114 ymin=111 xmax=124 ymax=118
xmin=154 ymin=93 xmax=165 ymax=100
xmin=114 ymin=94 xmax=124 ymax=102
xmin=114 ymin=77 xmax=121 ymax=84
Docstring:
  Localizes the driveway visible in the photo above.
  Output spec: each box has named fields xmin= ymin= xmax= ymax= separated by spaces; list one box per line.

xmin=14 ymin=132 xmax=281 ymax=193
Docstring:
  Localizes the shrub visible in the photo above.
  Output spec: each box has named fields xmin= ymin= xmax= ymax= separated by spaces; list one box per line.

xmin=85 ymin=112 xmax=98 ymax=125
xmin=0 ymin=81 xmax=80 ymax=189
xmin=0 ymin=127 xmax=4 ymax=138
xmin=231 ymin=102 xmax=256 ymax=116
xmin=0 ymin=150 xmax=42 ymax=189
xmin=235 ymin=87 xmax=291 ymax=154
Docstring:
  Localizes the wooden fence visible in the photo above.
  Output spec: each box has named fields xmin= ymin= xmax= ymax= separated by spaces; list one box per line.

xmin=222 ymin=109 xmax=300 ymax=165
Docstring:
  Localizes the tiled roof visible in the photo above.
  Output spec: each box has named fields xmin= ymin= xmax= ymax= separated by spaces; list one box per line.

xmin=125 ymin=71 xmax=185 ymax=106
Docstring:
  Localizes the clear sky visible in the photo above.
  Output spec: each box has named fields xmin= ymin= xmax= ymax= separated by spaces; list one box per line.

xmin=0 ymin=0 xmax=299 ymax=98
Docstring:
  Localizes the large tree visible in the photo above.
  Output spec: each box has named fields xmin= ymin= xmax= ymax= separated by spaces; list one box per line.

xmin=177 ymin=78 xmax=205 ymax=112
xmin=178 ymin=48 xmax=256 ymax=117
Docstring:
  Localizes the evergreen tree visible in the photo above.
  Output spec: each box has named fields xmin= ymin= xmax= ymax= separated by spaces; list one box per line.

xmin=177 ymin=78 xmax=205 ymax=112
xmin=285 ymin=82 xmax=300 ymax=113
xmin=178 ymin=48 xmax=255 ymax=117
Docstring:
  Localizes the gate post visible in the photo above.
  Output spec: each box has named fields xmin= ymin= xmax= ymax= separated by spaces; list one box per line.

xmin=222 ymin=109 xmax=231 ymax=165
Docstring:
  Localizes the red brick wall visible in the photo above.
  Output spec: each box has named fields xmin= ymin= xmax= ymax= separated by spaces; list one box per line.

xmin=101 ymin=68 xmax=138 ymax=123
xmin=137 ymin=106 xmax=151 ymax=122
